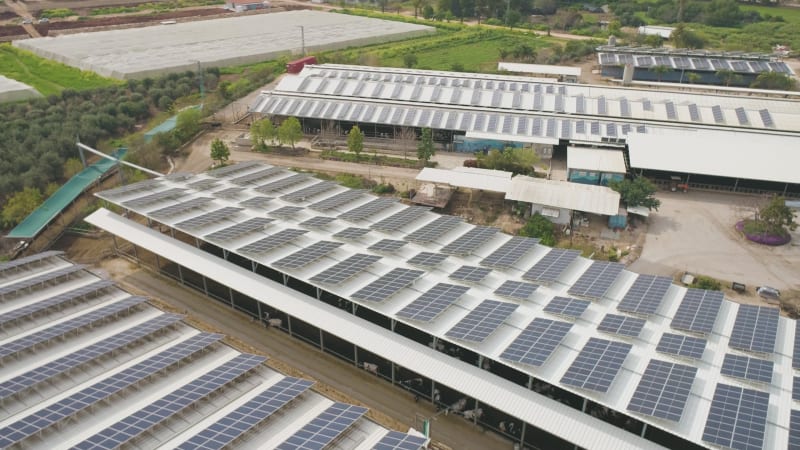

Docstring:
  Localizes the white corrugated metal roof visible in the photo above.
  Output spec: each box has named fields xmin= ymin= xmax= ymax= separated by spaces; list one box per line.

xmin=567 ymin=147 xmax=627 ymax=173
xmin=416 ymin=167 xmax=512 ymax=192
xmin=506 ymin=176 xmax=621 ymax=215
xmin=498 ymin=62 xmax=582 ymax=77
xmin=86 ymin=208 xmax=666 ymax=450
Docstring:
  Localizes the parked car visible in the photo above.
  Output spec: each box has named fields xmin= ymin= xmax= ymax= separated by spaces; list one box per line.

xmin=756 ymin=286 xmax=781 ymax=301
xmin=22 ymin=18 xmax=32 ymax=24
xmin=38 ymin=18 xmax=49 ymax=24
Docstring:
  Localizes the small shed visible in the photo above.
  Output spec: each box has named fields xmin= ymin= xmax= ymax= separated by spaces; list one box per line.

xmin=505 ymin=176 xmax=621 ymax=225
xmin=567 ymin=147 xmax=627 ymax=186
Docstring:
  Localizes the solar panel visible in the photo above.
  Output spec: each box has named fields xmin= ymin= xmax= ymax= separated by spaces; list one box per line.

xmin=712 ymin=105 xmax=725 ymax=123
xmin=339 ymin=197 xmax=397 ymax=222
xmin=642 ymin=98 xmax=652 ymax=111
xmin=590 ymin=121 xmax=600 ymax=135
xmin=0 ymin=264 xmax=86 ymax=297
xmin=688 ymin=103 xmax=701 ymax=122
xmin=0 ymin=314 xmax=182 ymax=402
xmin=617 ymin=275 xmax=672 ymax=316
xmin=149 ymin=197 xmax=214 ymax=219
xmin=598 ymin=96 xmax=607 ymax=115
xmin=445 ymin=300 xmax=518 ymax=343
xmin=204 ymin=217 xmax=273 ymax=242
xmin=522 ymin=249 xmax=580 ymax=284
xmin=373 ymin=431 xmax=428 ymax=450
xmin=0 ymin=332 xmax=222 ymax=449
xmin=407 ymin=251 xmax=448 ymax=268
xmin=791 ymin=410 xmax=800 ymax=450
xmin=0 ymin=279 xmax=114 ymax=328
xmin=269 ymin=205 xmax=305 ymax=219
xmin=449 ymin=265 xmax=492 ymax=284
xmin=352 ymin=268 xmax=425 ymax=302
xmin=372 ymin=206 xmax=431 ymax=232
xmin=532 ymin=118 xmax=543 ymax=135
xmin=627 ymin=359 xmax=697 ymax=422
xmin=256 ymin=174 xmax=310 ymax=194
xmin=441 ymin=226 xmax=497 ymax=256
xmin=656 ymin=333 xmax=707 ymax=360
xmin=368 ymin=239 xmax=408 ymax=253
xmin=333 ymin=227 xmax=371 ymax=241
xmin=122 ymin=188 xmax=186 ymax=209
xmin=300 ymin=216 xmax=336 ymax=229
xmin=237 ymin=229 xmax=308 ymax=255
xmin=405 ymin=216 xmax=463 ymax=244
xmin=543 ymin=296 xmax=591 ymax=320
xmin=670 ymin=289 xmax=724 ymax=335
xmin=207 ymin=161 xmax=262 ymax=178
xmin=239 ymin=196 xmax=273 ymax=210
xmin=567 ymin=261 xmax=624 ymax=299
xmin=691 ymin=58 xmax=711 ymax=70
xmin=793 ymin=377 xmax=800 ymax=401
xmin=729 ymin=305 xmax=779 ymax=354
xmin=309 ymin=190 xmax=365 ymax=212
xmin=480 ymin=236 xmax=538 ymax=269
xmin=546 ymin=119 xmax=557 ymax=137
xmin=620 ymin=98 xmax=630 ymax=117
xmin=273 ymin=241 xmax=343 ymax=270
xmin=795 ymin=321 xmax=800 ymax=369
xmin=500 ymin=318 xmax=572 ymax=367
xmin=230 ymin=167 xmax=285 ymax=186
xmin=309 ymin=254 xmax=381 ymax=285
xmin=494 ymin=280 xmax=539 ymax=300
xmin=710 ymin=58 xmax=729 ymax=70
xmin=187 ymin=179 xmax=220 ymax=191
xmin=281 ymin=181 xmax=337 ymax=203
xmin=76 ymin=354 xmax=265 ymax=450
xmin=665 ymin=101 xmax=677 ymax=120
xmin=560 ymin=337 xmax=632 ymax=393
xmin=730 ymin=60 xmax=750 ymax=72
xmin=759 ymin=109 xmax=774 ymax=128
xmin=276 ymin=402 xmax=368 ymax=450
xmin=735 ymin=107 xmax=749 ymax=125
xmin=0 ymin=250 xmax=63 ymax=276
xmin=177 ymin=377 xmax=315 ymax=450
xmin=396 ymin=283 xmax=469 ymax=322
xmin=174 ymin=207 xmax=243 ymax=230
xmin=99 ymin=179 xmax=161 ymax=199
xmin=597 ymin=314 xmax=646 ymax=338
xmin=721 ymin=353 xmax=773 ymax=383
xmin=702 ymin=383 xmax=769 ymax=450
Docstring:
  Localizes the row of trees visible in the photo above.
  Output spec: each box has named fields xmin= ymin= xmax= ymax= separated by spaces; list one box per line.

xmin=250 ymin=117 xmax=303 ymax=150
xmin=611 ymin=0 xmax=763 ymax=28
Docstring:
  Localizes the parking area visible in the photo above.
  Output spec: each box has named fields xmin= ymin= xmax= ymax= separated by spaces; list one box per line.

xmin=630 ymin=190 xmax=800 ymax=296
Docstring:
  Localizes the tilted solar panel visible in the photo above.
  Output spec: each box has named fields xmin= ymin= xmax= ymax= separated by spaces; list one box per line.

xmin=445 ymin=300 xmax=518 ymax=343
xmin=351 ymin=268 xmax=425 ymax=302
xmin=702 ymin=383 xmax=769 ymax=450
xmin=560 ymin=337 xmax=632 ymax=393
xmin=500 ymin=318 xmax=572 ymax=367
xmin=627 ymin=359 xmax=697 ymax=422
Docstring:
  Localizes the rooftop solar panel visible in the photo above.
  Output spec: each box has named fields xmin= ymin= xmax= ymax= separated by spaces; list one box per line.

xmin=656 ymin=333 xmax=707 ymax=360
xmin=567 ymin=261 xmax=624 ymax=299
xmin=309 ymin=254 xmax=381 ymax=285
xmin=229 ymin=167 xmax=285 ymax=186
xmin=239 ymin=196 xmax=273 ymax=210
xmin=207 ymin=161 xmax=262 ymax=178
xmin=0 ymin=313 xmax=182 ymax=402
xmin=711 ymin=105 xmax=725 ymax=123
xmin=560 ymin=337 xmax=632 ymax=393
xmin=396 ymin=283 xmax=469 ymax=322
xmin=281 ymin=181 xmax=337 ymax=203
xmin=0 ymin=279 xmax=114 ymax=328
xmin=255 ymin=174 xmax=310 ymax=194
xmin=500 ymin=318 xmax=572 ymax=367
xmin=373 ymin=430 xmax=429 ymax=450
xmin=597 ymin=314 xmax=647 ymax=338
xmin=735 ymin=107 xmax=749 ymax=125
xmin=309 ymin=189 xmax=365 ymax=212
xmin=339 ymin=197 xmax=397 ymax=222
xmin=203 ymin=217 xmax=273 ymax=242
xmin=122 ymin=188 xmax=187 ymax=209
xmin=405 ymin=215 xmax=463 ymax=244
xmin=0 ymin=264 xmax=86 ymax=297
xmin=665 ymin=101 xmax=677 ymax=120
xmin=480 ymin=236 xmax=539 ymax=269
xmin=75 ymin=354 xmax=265 ymax=450
xmin=174 ymin=206 xmax=243 ymax=230
xmin=368 ymin=239 xmax=408 ymax=253
xmin=0 ymin=250 xmax=63 ymax=275
xmin=691 ymin=58 xmax=711 ymax=70
xmin=333 ymin=227 xmax=371 ymax=241
xmin=352 ymin=267 xmax=424 ymax=302
xmin=729 ymin=305 xmax=779 ymax=354
xmin=759 ymin=109 xmax=774 ymax=128
xmin=407 ymin=251 xmax=448 ymax=269
xmin=445 ymin=300 xmax=518 ymax=343
xmin=791 ymin=410 xmax=800 ymax=450
xmin=273 ymin=241 xmax=344 ymax=270
xmin=441 ymin=226 xmax=497 ymax=256
xmin=269 ymin=205 xmax=305 ymax=219
xmin=276 ymin=402 xmax=368 ymax=450
xmin=237 ymin=229 xmax=308 ymax=255
xmin=449 ymin=265 xmax=492 ymax=284
xmin=795 ymin=321 xmax=800 ymax=369
xmin=0 ymin=332 xmax=222 ymax=449
xmin=617 ymin=275 xmax=672 ymax=316
xmin=543 ymin=296 xmax=591 ymax=320
xmin=493 ymin=280 xmax=539 ymax=300
xmin=670 ymin=289 xmax=724 ymax=335
xmin=149 ymin=197 xmax=214 ymax=219
xmin=688 ymin=103 xmax=701 ymax=122
xmin=627 ymin=359 xmax=697 ymax=422
xmin=522 ymin=249 xmax=581 ymax=284
xmin=99 ymin=179 xmax=161 ymax=199
xmin=372 ymin=206 xmax=431 ymax=232
xmin=300 ymin=216 xmax=336 ymax=229
xmin=702 ymin=383 xmax=769 ymax=450
xmin=721 ymin=353 xmax=773 ymax=383
xmin=177 ymin=377 xmax=315 ymax=450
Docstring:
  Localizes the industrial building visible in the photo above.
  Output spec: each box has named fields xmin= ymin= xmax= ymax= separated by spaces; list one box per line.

xmin=0 ymin=250 xmax=428 ymax=449
xmin=85 ymin=161 xmax=800 ymax=450
xmin=251 ymin=64 xmax=800 ymax=197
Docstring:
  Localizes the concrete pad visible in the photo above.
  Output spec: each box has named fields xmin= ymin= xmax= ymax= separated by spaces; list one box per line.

xmin=0 ymin=75 xmax=41 ymax=103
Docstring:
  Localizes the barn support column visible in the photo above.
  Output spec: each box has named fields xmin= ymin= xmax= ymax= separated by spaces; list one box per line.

xmin=223 ymin=249 xmax=229 ymax=260
xmin=316 ymin=287 xmax=321 ymax=300
xmin=287 ymin=315 xmax=293 ymax=336
xmin=251 ymin=260 xmax=257 ymax=272
xmin=282 ymin=273 xmax=289 ymax=286
xmin=177 ymin=264 xmax=184 ymax=284
xmin=319 ymin=328 xmax=324 ymax=350
xmin=519 ymin=423 xmax=527 ymax=447
xmin=641 ymin=423 xmax=648 ymax=437
xmin=734 ymin=178 xmax=739 ymax=192
xmin=228 ymin=286 xmax=234 ymax=308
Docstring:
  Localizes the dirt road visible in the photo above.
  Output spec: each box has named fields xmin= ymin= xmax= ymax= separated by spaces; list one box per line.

xmin=4 ymin=0 xmax=40 ymax=37
xmin=100 ymin=260 xmax=511 ymax=450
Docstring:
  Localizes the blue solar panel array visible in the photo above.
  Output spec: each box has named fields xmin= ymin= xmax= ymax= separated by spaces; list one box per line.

xmin=500 ymin=318 xmax=573 ymax=367
xmin=720 ymin=353 xmax=773 ymax=384
xmin=627 ymin=359 xmax=697 ymax=422
xmin=561 ymin=337 xmax=632 ymax=393
xmin=0 ymin=264 xmax=87 ymax=297
xmin=703 ymin=383 xmax=769 ymax=450
xmin=791 ymin=410 xmax=800 ymax=450
xmin=373 ymin=431 xmax=429 ymax=450
xmin=396 ymin=283 xmax=469 ymax=322
xmin=445 ymin=300 xmax=518 ymax=343
xmin=616 ymin=275 xmax=672 ymax=316
xmin=276 ymin=402 xmax=368 ymax=450
xmin=0 ymin=279 xmax=114 ymax=328
xmin=522 ymin=249 xmax=581 ymax=284
xmin=670 ymin=289 xmax=724 ymax=335
xmin=74 ymin=354 xmax=266 ymax=450
xmin=0 ymin=313 xmax=182 ymax=402
xmin=656 ymin=333 xmax=706 ymax=360
xmin=795 ymin=321 xmax=800 ymax=370
xmin=0 ymin=296 xmax=147 ymax=359
xmin=728 ymin=305 xmax=779 ymax=354
xmin=567 ymin=261 xmax=624 ymax=300
xmin=0 ymin=333 xmax=222 ymax=448
xmin=177 ymin=377 xmax=315 ymax=450
xmin=0 ymin=250 xmax=62 ymax=276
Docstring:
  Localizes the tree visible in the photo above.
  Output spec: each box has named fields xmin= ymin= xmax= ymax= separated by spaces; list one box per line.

xmin=650 ymin=65 xmax=670 ymax=82
xmin=173 ymin=107 xmax=202 ymax=142
xmin=210 ymin=138 xmax=230 ymax=165
xmin=347 ymin=125 xmax=364 ymax=161
xmin=320 ymin=120 xmax=338 ymax=148
xmin=417 ymin=128 xmax=435 ymax=166
xmin=686 ymin=72 xmax=702 ymax=84
xmin=250 ymin=118 xmax=275 ymax=149
xmin=403 ymin=53 xmax=418 ymax=69
xmin=532 ymin=0 xmax=557 ymax=15
xmin=670 ymin=23 xmax=705 ymax=49
xmin=376 ymin=0 xmax=388 ymax=13
xmin=609 ymin=177 xmax=661 ymax=211
xmin=277 ymin=117 xmax=303 ymax=149
xmin=412 ymin=0 xmax=426 ymax=18
xmin=518 ymin=213 xmax=556 ymax=246
xmin=751 ymin=72 xmax=795 ymax=91
xmin=716 ymin=69 xmax=741 ymax=87
xmin=758 ymin=196 xmax=797 ymax=236
xmin=396 ymin=127 xmax=417 ymax=160
xmin=476 ymin=147 xmax=539 ymax=175
xmin=2 ymin=187 xmax=43 ymax=228
xmin=64 ymin=158 xmax=84 ymax=178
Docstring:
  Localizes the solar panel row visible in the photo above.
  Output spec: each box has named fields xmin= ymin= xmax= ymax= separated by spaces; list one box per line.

xmin=561 ymin=337 xmax=632 ymax=393
xmin=396 ymin=283 xmax=469 ymax=322
xmin=352 ymin=268 xmax=424 ymax=302
xmin=500 ymin=318 xmax=572 ymax=367
xmin=276 ymin=402 xmax=368 ymax=450
xmin=702 ymin=383 xmax=769 ymax=450
xmin=0 ymin=279 xmax=114 ymax=328
xmin=445 ymin=300 xmax=518 ymax=343
xmin=627 ymin=359 xmax=697 ymax=422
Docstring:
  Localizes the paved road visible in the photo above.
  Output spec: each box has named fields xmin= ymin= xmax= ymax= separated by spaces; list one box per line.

xmin=108 ymin=263 xmax=513 ymax=450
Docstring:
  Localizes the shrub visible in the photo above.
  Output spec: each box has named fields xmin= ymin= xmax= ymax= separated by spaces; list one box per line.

xmin=519 ymin=213 xmax=556 ymax=246
xmin=690 ymin=275 xmax=722 ymax=291
xmin=372 ymin=183 xmax=395 ymax=194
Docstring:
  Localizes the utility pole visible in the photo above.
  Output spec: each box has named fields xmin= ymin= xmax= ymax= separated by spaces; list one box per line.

xmin=299 ymin=25 xmax=305 ymax=56
xmin=196 ymin=60 xmax=204 ymax=111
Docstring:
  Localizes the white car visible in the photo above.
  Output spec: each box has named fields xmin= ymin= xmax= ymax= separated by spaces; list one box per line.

xmin=38 ymin=18 xmax=49 ymax=24
xmin=22 ymin=18 xmax=32 ymax=24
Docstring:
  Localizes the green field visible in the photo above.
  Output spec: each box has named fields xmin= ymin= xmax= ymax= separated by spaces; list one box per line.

xmin=741 ymin=4 xmax=800 ymax=24
xmin=0 ymin=45 xmax=119 ymax=96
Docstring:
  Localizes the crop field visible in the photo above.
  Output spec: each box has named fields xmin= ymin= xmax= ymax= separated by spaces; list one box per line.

xmin=0 ymin=45 xmax=118 ymax=96
xmin=740 ymin=5 xmax=800 ymax=25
